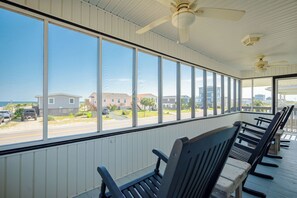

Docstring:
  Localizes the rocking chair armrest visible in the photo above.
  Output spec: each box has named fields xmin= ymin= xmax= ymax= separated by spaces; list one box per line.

xmin=242 ymin=126 xmax=265 ymax=136
xmin=254 ymin=117 xmax=272 ymax=124
xmin=97 ymin=166 xmax=124 ymax=198
xmin=258 ymin=117 xmax=273 ymax=121
xmin=242 ymin=121 xmax=267 ymax=130
xmin=238 ymin=133 xmax=260 ymax=145
xmin=152 ymin=149 xmax=169 ymax=163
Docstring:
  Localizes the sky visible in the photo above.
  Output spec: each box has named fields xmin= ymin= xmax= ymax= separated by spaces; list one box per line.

xmin=2 ymin=8 xmax=289 ymax=105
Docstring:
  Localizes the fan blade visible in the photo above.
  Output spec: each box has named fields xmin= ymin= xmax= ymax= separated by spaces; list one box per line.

xmin=178 ymin=26 xmax=190 ymax=43
xmin=136 ymin=15 xmax=171 ymax=34
xmin=155 ymin=0 xmax=177 ymax=7
xmin=270 ymin=60 xmax=289 ymax=65
xmin=195 ymin=7 xmax=245 ymax=21
xmin=189 ymin=0 xmax=199 ymax=10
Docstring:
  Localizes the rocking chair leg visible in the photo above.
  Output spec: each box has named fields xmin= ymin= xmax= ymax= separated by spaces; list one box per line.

xmin=265 ymin=154 xmax=282 ymax=159
xmin=259 ymin=161 xmax=279 ymax=167
xmin=250 ymin=171 xmax=274 ymax=180
xmin=243 ymin=186 xmax=266 ymax=198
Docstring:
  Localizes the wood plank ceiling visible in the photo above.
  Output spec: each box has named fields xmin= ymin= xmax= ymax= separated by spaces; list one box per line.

xmin=83 ymin=0 xmax=297 ymax=71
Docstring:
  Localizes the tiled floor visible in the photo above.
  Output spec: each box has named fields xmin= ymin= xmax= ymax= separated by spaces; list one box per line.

xmin=76 ymin=138 xmax=297 ymax=198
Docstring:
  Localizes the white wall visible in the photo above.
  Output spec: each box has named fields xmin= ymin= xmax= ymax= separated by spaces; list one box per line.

xmin=0 ymin=113 xmax=240 ymax=198
xmin=2 ymin=0 xmax=240 ymax=77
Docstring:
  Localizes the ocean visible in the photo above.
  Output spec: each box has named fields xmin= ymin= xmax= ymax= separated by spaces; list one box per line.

xmin=0 ymin=101 xmax=36 ymax=107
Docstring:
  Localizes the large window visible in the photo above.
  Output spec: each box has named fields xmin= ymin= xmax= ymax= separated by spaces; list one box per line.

xmin=138 ymin=51 xmax=158 ymax=126
xmin=48 ymin=24 xmax=97 ymax=138
xmin=224 ymin=76 xmax=229 ymax=113
xmin=0 ymin=9 xmax=43 ymax=145
xmin=253 ymin=78 xmax=272 ymax=113
xmin=102 ymin=40 xmax=133 ymax=130
xmin=162 ymin=59 xmax=177 ymax=122
xmin=0 ymin=7 xmax=241 ymax=148
xmin=195 ymin=68 xmax=204 ymax=117
xmin=216 ymin=74 xmax=222 ymax=115
xmin=207 ymin=72 xmax=214 ymax=115
xmin=180 ymin=64 xmax=192 ymax=119
xmin=241 ymin=78 xmax=272 ymax=113
xmin=230 ymin=78 xmax=235 ymax=112
xmin=241 ymin=79 xmax=252 ymax=111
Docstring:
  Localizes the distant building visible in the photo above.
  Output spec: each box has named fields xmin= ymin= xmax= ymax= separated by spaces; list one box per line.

xmin=255 ymin=94 xmax=265 ymax=101
xmin=198 ymin=87 xmax=221 ymax=107
xmin=89 ymin=92 xmax=132 ymax=109
xmin=163 ymin=96 xmax=177 ymax=109
xmin=137 ymin=93 xmax=157 ymax=110
xmin=36 ymin=93 xmax=81 ymax=116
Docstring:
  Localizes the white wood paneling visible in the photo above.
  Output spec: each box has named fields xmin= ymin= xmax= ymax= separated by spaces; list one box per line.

xmin=0 ymin=114 xmax=240 ymax=198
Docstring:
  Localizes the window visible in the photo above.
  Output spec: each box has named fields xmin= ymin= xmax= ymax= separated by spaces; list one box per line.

xmin=241 ymin=79 xmax=252 ymax=111
xmin=241 ymin=78 xmax=272 ymax=113
xmin=236 ymin=80 xmax=240 ymax=111
xmin=69 ymin=98 xmax=75 ymax=104
xmin=48 ymin=98 xmax=55 ymax=104
xmin=180 ymin=64 xmax=192 ymax=119
xmin=48 ymin=24 xmax=97 ymax=138
xmin=253 ymin=78 xmax=272 ymax=113
xmin=0 ymin=7 xmax=240 ymax=148
xmin=138 ymin=51 xmax=158 ymax=126
xmin=230 ymin=78 xmax=235 ymax=112
xmin=216 ymin=74 xmax=222 ymax=115
xmin=102 ymin=40 xmax=133 ymax=130
xmin=0 ymin=9 xmax=43 ymax=146
xmin=224 ymin=76 xmax=229 ymax=113
xmin=195 ymin=68 xmax=204 ymax=117
xmin=207 ymin=72 xmax=214 ymax=115
xmin=163 ymin=59 xmax=177 ymax=122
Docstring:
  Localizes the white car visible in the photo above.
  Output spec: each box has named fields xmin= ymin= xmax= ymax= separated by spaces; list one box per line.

xmin=0 ymin=110 xmax=11 ymax=119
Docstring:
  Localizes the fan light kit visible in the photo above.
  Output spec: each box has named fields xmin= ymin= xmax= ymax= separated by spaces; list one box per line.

xmin=136 ymin=0 xmax=245 ymax=43
xmin=241 ymin=34 xmax=263 ymax=46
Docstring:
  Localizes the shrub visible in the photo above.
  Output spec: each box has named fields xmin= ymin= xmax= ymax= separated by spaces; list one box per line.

xmin=48 ymin=115 xmax=55 ymax=121
xmin=14 ymin=108 xmax=24 ymax=118
xmin=122 ymin=110 xmax=131 ymax=115
xmin=69 ymin=113 xmax=74 ymax=118
xmin=86 ymin=112 xmax=92 ymax=118
xmin=75 ymin=112 xmax=84 ymax=117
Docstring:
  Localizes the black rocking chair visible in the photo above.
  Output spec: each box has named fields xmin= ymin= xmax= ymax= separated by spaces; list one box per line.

xmin=97 ymin=122 xmax=241 ymax=198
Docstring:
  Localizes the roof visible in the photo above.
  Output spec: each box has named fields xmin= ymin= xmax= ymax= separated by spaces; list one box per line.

xmin=36 ymin=93 xmax=81 ymax=98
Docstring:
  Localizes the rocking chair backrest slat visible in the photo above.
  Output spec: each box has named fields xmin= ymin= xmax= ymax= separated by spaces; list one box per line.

xmin=158 ymin=122 xmax=241 ymax=198
xmin=249 ymin=107 xmax=286 ymax=165
xmin=280 ymin=105 xmax=294 ymax=129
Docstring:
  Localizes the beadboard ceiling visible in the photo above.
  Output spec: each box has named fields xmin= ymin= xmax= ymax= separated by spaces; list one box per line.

xmin=83 ymin=0 xmax=297 ymax=71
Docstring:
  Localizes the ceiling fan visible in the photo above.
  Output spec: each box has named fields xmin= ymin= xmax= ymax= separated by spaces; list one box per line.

xmin=254 ymin=55 xmax=290 ymax=72
xmin=136 ymin=0 xmax=245 ymax=43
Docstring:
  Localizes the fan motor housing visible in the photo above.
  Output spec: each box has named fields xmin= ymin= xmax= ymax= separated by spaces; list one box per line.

xmin=172 ymin=10 xmax=195 ymax=28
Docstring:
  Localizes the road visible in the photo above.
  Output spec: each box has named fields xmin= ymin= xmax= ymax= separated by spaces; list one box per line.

xmin=0 ymin=112 xmax=200 ymax=146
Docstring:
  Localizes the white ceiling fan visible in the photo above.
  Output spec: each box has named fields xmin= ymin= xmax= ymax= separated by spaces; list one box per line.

xmin=254 ymin=55 xmax=291 ymax=72
xmin=136 ymin=0 xmax=245 ymax=43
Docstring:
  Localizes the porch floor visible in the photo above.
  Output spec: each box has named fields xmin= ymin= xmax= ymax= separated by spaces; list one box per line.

xmin=77 ymin=137 xmax=297 ymax=198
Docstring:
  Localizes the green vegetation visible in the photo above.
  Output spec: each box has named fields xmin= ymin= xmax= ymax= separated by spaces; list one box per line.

xmin=140 ymin=98 xmax=156 ymax=110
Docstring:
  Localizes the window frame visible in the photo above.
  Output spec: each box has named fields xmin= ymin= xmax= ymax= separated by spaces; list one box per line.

xmin=0 ymin=4 xmax=241 ymax=152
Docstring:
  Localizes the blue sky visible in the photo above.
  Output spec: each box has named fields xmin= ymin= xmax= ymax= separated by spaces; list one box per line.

xmin=0 ymin=8 xmax=212 ymax=103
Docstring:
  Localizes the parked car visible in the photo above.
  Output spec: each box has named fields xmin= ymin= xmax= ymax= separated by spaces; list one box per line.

xmin=0 ymin=110 xmax=11 ymax=119
xmin=21 ymin=109 xmax=37 ymax=121
xmin=102 ymin=108 xmax=110 ymax=115
xmin=0 ymin=113 xmax=4 ymax=124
